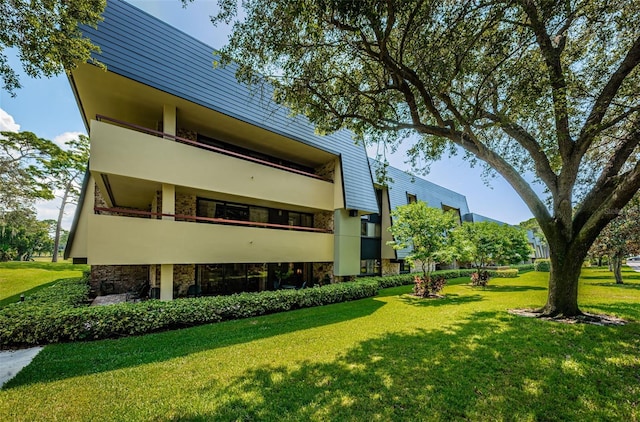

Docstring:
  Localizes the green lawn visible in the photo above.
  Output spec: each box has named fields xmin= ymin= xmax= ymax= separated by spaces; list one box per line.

xmin=1 ymin=267 xmax=639 ymax=421
xmin=0 ymin=261 xmax=87 ymax=307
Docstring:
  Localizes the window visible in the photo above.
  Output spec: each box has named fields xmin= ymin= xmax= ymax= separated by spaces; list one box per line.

xmin=407 ymin=193 xmax=417 ymax=204
xmin=361 ymin=222 xmax=381 ymax=238
xmin=399 ymin=261 xmax=410 ymax=274
xmin=250 ymin=207 xmax=269 ymax=223
xmin=196 ymin=198 xmax=313 ymax=229
xmin=360 ymin=259 xmax=381 ymax=275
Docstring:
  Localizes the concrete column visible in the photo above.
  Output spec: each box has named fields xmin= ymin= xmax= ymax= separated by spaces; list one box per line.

xmin=163 ymin=104 xmax=176 ymax=138
xmin=160 ymin=264 xmax=174 ymax=301
xmin=162 ymin=183 xmax=175 ymax=221
xmin=333 ymin=209 xmax=361 ymax=276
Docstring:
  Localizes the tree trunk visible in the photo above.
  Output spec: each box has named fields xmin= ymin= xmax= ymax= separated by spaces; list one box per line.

xmin=612 ymin=254 xmax=624 ymax=284
xmin=538 ymin=243 xmax=585 ymax=317
xmin=52 ymin=182 xmax=71 ymax=263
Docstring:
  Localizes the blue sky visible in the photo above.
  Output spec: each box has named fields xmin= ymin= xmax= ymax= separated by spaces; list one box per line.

xmin=0 ymin=0 xmax=536 ymax=229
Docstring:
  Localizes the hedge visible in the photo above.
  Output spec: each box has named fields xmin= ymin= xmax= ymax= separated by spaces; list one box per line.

xmin=0 ymin=277 xmax=379 ymax=348
xmin=1 ymin=266 xmax=527 ymax=348
xmin=488 ymin=269 xmax=519 ymax=278
xmin=510 ymin=264 xmax=534 ymax=273
xmin=534 ymin=259 xmax=551 ymax=272
xmin=358 ymin=269 xmax=484 ymax=289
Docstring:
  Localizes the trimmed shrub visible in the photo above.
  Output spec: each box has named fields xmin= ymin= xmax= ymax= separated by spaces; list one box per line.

xmin=534 ymin=259 xmax=551 ymax=272
xmin=488 ymin=269 xmax=519 ymax=278
xmin=510 ymin=264 xmax=534 ymax=273
xmin=471 ymin=270 xmax=490 ymax=287
xmin=0 ymin=278 xmax=379 ymax=348
xmin=413 ymin=275 xmax=447 ymax=297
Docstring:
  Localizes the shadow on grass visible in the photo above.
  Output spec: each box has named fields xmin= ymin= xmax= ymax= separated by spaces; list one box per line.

xmin=0 ymin=280 xmax=59 ymax=308
xmin=582 ymin=268 xmax=640 ymax=280
xmin=588 ymin=282 xmax=640 ymax=290
xmin=399 ymin=293 xmax=484 ymax=307
xmin=474 ymin=284 xmax=547 ymax=292
xmin=4 ymin=297 xmax=385 ymax=389
xmin=173 ymin=311 xmax=640 ymax=421
xmin=585 ymin=302 xmax=640 ymax=321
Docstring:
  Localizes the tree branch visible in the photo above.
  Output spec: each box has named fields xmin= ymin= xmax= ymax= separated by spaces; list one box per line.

xmin=519 ymin=0 xmax=573 ymax=159
xmin=481 ymin=110 xmax=558 ymax=191
xmin=576 ymin=34 xmax=640 ymax=156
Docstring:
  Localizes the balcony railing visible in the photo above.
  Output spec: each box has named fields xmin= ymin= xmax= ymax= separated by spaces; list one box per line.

xmin=95 ymin=115 xmax=331 ymax=182
xmin=94 ymin=207 xmax=332 ymax=233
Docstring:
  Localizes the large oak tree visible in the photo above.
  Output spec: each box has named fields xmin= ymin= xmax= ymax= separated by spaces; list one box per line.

xmin=198 ymin=0 xmax=640 ymax=317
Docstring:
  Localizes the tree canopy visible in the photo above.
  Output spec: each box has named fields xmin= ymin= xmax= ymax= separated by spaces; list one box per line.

xmin=387 ymin=201 xmax=458 ymax=277
xmin=0 ymin=131 xmax=62 ymax=212
xmin=0 ymin=0 xmax=105 ymax=96
xmin=455 ymin=221 xmax=532 ymax=268
xmin=202 ymin=0 xmax=640 ymax=317
xmin=589 ymin=195 xmax=640 ymax=283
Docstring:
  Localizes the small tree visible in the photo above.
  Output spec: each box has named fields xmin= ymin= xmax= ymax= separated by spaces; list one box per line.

xmin=589 ymin=196 xmax=640 ymax=284
xmin=493 ymin=224 xmax=533 ymax=266
xmin=387 ymin=201 xmax=457 ymax=296
xmin=454 ymin=222 xmax=502 ymax=270
xmin=48 ymin=135 xmax=89 ymax=262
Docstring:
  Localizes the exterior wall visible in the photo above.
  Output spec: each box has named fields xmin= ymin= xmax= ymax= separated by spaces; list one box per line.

xmin=380 ymin=188 xmax=396 ymax=260
xmin=67 ymin=175 xmax=94 ymax=259
xmin=312 ymin=262 xmax=334 ymax=285
xmin=90 ymin=120 xmax=336 ymax=212
xmin=314 ymin=211 xmax=334 ymax=232
xmin=87 ymin=214 xmax=334 ymax=265
xmin=174 ymin=264 xmax=195 ymax=296
xmin=382 ymin=259 xmax=400 ymax=276
xmin=315 ymin=159 xmax=335 ymax=182
xmin=90 ymin=265 xmax=150 ymax=295
xmin=176 ymin=192 xmax=196 ymax=220
xmin=333 ymin=209 xmax=361 ymax=276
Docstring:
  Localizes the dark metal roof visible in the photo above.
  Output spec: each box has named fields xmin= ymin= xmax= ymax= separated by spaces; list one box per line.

xmin=82 ymin=0 xmax=378 ymax=213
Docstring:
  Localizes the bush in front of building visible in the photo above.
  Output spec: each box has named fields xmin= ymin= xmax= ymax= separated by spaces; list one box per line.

xmin=0 ymin=277 xmax=379 ymax=348
xmin=509 ymin=264 xmax=534 ymax=273
xmin=361 ymin=269 xmax=480 ymax=290
xmin=487 ymin=269 xmax=519 ymax=278
xmin=534 ymin=259 xmax=551 ymax=272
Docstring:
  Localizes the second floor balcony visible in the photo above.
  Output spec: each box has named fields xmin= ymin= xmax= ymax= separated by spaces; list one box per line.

xmin=89 ymin=118 xmax=338 ymax=212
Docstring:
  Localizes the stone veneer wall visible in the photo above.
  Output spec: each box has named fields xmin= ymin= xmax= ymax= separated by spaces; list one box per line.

xmin=174 ymin=264 xmax=196 ymax=296
xmin=314 ymin=211 xmax=334 ymax=232
xmin=177 ymin=128 xmax=198 ymax=141
xmin=314 ymin=159 xmax=335 ymax=181
xmin=91 ymin=265 xmax=150 ymax=296
xmin=382 ymin=259 xmax=400 ymax=276
xmin=175 ymin=193 xmax=196 ymax=221
xmin=312 ymin=262 xmax=334 ymax=285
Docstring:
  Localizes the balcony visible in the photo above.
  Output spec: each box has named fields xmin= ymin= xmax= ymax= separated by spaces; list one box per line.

xmin=89 ymin=118 xmax=336 ymax=211
xmin=86 ymin=213 xmax=334 ymax=265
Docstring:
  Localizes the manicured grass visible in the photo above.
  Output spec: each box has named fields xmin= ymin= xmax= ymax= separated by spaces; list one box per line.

xmin=1 ymin=267 xmax=639 ymax=421
xmin=0 ymin=262 xmax=87 ymax=308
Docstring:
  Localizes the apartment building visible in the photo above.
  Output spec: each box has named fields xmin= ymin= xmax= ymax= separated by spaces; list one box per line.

xmin=65 ymin=0 xmax=544 ymax=299
xmin=64 ymin=0 xmax=378 ymax=300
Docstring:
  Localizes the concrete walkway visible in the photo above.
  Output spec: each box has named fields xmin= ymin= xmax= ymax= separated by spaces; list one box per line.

xmin=0 ymin=346 xmax=43 ymax=388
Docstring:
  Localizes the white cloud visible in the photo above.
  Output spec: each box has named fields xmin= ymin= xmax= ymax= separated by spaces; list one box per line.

xmin=53 ymin=131 xmax=86 ymax=149
xmin=0 ymin=108 xmax=20 ymax=132
xmin=35 ymin=197 xmax=77 ymax=230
